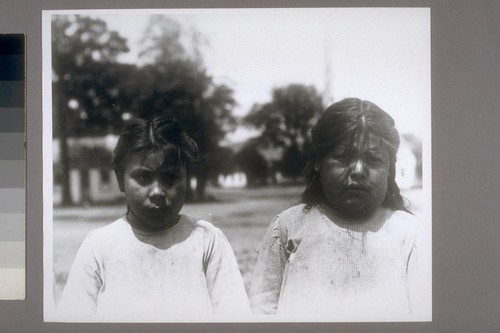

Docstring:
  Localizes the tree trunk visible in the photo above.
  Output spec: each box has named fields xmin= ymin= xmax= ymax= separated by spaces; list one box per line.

xmin=56 ymin=84 xmax=73 ymax=206
xmin=196 ymin=173 xmax=207 ymax=201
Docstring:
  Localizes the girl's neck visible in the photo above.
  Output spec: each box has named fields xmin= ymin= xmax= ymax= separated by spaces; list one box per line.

xmin=317 ymin=204 xmax=387 ymax=232
xmin=125 ymin=211 xmax=181 ymax=234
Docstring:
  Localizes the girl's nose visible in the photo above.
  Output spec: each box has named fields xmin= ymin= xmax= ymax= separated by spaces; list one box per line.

xmin=149 ymin=181 xmax=166 ymax=203
xmin=350 ymin=158 xmax=367 ymax=178
xmin=151 ymin=180 xmax=166 ymax=195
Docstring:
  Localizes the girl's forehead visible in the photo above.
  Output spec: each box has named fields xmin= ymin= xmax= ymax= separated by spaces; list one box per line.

xmin=338 ymin=132 xmax=385 ymax=150
xmin=142 ymin=153 xmax=166 ymax=170
xmin=128 ymin=150 xmax=182 ymax=171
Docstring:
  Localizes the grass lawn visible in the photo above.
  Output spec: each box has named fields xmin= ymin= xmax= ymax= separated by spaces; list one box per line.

xmin=51 ymin=185 xmax=424 ymax=305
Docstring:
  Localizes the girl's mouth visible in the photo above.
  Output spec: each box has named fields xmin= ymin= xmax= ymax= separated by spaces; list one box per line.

xmin=345 ymin=184 xmax=369 ymax=192
xmin=146 ymin=206 xmax=169 ymax=215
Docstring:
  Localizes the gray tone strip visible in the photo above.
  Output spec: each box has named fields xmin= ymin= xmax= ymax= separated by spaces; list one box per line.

xmin=0 ymin=108 xmax=24 ymax=132
xmin=0 ymin=214 xmax=24 ymax=241
xmin=0 ymin=268 xmax=25 ymax=300
xmin=0 ymin=34 xmax=24 ymax=55
xmin=0 ymin=160 xmax=24 ymax=188
xmin=0 ymin=55 xmax=24 ymax=81
xmin=0 ymin=133 xmax=24 ymax=160
xmin=0 ymin=189 xmax=24 ymax=213
xmin=0 ymin=241 xmax=24 ymax=268
xmin=0 ymin=81 xmax=24 ymax=107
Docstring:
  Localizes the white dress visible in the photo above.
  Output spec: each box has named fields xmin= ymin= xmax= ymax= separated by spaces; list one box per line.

xmin=58 ymin=214 xmax=250 ymax=322
xmin=249 ymin=204 xmax=430 ymax=321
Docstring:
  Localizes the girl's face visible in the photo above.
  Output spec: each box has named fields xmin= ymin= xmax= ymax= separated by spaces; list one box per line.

xmin=122 ymin=151 xmax=187 ymax=232
xmin=318 ymin=132 xmax=390 ymax=220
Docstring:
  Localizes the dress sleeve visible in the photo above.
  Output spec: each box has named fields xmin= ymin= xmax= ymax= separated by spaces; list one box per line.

xmin=57 ymin=233 xmax=103 ymax=321
xmin=248 ymin=215 xmax=287 ymax=314
xmin=203 ymin=227 xmax=250 ymax=316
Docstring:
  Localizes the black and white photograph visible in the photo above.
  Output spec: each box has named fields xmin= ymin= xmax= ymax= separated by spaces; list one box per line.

xmin=42 ymin=8 xmax=431 ymax=322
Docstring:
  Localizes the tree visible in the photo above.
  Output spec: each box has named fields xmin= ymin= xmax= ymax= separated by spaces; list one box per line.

xmin=280 ymin=142 xmax=305 ymax=182
xmin=52 ymin=15 xmax=130 ymax=205
xmin=234 ymin=143 xmax=268 ymax=187
xmin=244 ymin=84 xmax=324 ymax=180
xmin=132 ymin=16 xmax=237 ymax=200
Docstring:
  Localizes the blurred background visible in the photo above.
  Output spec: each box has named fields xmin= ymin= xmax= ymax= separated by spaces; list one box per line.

xmin=49 ymin=9 xmax=429 ymax=304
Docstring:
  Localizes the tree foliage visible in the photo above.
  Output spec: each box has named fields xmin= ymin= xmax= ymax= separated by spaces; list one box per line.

xmin=234 ymin=143 xmax=269 ymax=186
xmin=138 ymin=15 xmax=204 ymax=65
xmin=244 ymin=84 xmax=324 ymax=180
xmin=52 ymin=15 xmax=238 ymax=203
xmin=280 ymin=143 xmax=305 ymax=181
xmin=244 ymin=84 xmax=324 ymax=148
xmin=52 ymin=15 xmax=130 ymax=137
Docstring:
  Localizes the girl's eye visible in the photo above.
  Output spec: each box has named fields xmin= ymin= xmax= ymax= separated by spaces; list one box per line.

xmin=134 ymin=172 xmax=153 ymax=183
xmin=332 ymin=154 xmax=349 ymax=163
xmin=365 ymin=152 xmax=384 ymax=165
xmin=327 ymin=148 xmax=352 ymax=164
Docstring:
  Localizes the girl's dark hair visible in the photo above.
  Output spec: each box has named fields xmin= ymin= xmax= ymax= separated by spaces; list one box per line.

xmin=302 ymin=98 xmax=409 ymax=212
xmin=112 ymin=116 xmax=198 ymax=190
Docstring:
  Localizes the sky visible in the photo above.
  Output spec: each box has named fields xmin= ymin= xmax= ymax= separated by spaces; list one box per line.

xmin=57 ymin=8 xmax=430 ymax=144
